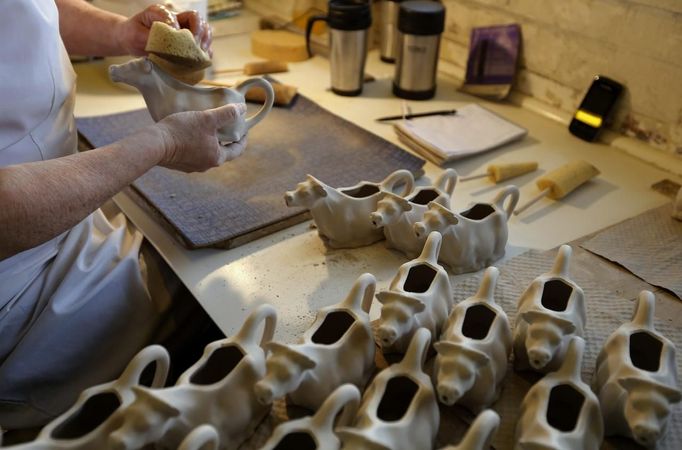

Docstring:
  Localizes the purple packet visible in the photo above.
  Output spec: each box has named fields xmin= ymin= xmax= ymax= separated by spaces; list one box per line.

xmin=462 ymin=24 xmax=521 ymax=100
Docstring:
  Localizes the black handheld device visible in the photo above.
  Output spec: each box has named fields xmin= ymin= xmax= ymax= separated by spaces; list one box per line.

xmin=569 ymin=75 xmax=623 ymax=142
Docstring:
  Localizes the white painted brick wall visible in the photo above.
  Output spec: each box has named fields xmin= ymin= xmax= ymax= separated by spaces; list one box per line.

xmin=245 ymin=0 xmax=682 ymax=156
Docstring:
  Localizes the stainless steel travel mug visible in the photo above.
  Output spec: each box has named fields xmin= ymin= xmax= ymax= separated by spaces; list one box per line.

xmin=379 ymin=0 xmax=403 ymax=63
xmin=393 ymin=1 xmax=445 ymax=100
xmin=306 ymin=1 xmax=372 ymax=96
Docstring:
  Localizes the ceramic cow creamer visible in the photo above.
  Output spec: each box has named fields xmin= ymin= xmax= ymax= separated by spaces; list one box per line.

xmin=370 ymin=169 xmax=458 ymax=259
xmin=414 ymin=186 xmax=519 ymax=274
xmin=338 ymin=328 xmax=439 ymax=450
xmin=376 ymin=231 xmax=453 ymax=354
xmin=108 ymin=304 xmax=277 ymax=450
xmin=515 ymin=336 xmax=603 ymax=450
xmin=254 ymin=274 xmax=376 ymax=410
xmin=592 ymin=290 xmax=681 ymax=448
xmin=513 ymin=244 xmax=586 ymax=373
xmin=109 ymin=58 xmax=274 ymax=144
xmin=284 ymin=170 xmax=415 ymax=248
xmin=434 ymin=267 xmax=511 ymax=413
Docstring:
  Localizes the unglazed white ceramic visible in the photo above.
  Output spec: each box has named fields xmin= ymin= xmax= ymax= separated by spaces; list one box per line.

xmin=178 ymin=425 xmax=219 ymax=450
xmin=260 ymin=384 xmax=361 ymax=450
xmin=254 ymin=274 xmax=376 ymax=411
xmin=284 ymin=170 xmax=415 ymax=248
xmin=107 ymin=304 xmax=277 ymax=450
xmin=592 ymin=290 xmax=681 ymax=448
xmin=513 ymin=244 xmax=586 ymax=373
xmin=370 ymin=169 xmax=458 ymax=259
xmin=434 ymin=267 xmax=511 ymax=413
xmin=376 ymin=231 xmax=453 ymax=354
xmin=515 ymin=336 xmax=603 ymax=450
xmin=1 ymin=345 xmax=169 ymax=450
xmin=438 ymin=409 xmax=500 ymax=450
xmin=337 ymin=328 xmax=439 ymax=450
xmin=108 ymin=58 xmax=274 ymax=143
xmin=413 ymin=186 xmax=519 ymax=274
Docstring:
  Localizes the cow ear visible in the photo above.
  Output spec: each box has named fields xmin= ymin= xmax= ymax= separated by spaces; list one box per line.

xmin=405 ymin=296 xmax=426 ymax=313
xmin=550 ymin=315 xmax=576 ymax=334
xmin=289 ymin=348 xmax=317 ymax=370
xmin=394 ymin=195 xmax=412 ymax=212
xmin=306 ymin=175 xmax=327 ymax=197
xmin=131 ymin=386 xmax=180 ymax=417
xmin=434 ymin=341 xmax=458 ymax=357
xmin=618 ymin=377 xmax=682 ymax=404
xmin=430 ymin=202 xmax=458 ymax=224
xmin=142 ymin=58 xmax=153 ymax=73
xmin=460 ymin=346 xmax=490 ymax=368
xmin=264 ymin=341 xmax=290 ymax=356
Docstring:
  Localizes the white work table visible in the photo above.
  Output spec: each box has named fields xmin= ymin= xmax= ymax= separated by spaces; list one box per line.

xmin=73 ymin=23 xmax=681 ymax=342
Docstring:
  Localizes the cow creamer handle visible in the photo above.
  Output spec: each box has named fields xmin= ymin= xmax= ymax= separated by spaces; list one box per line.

xmin=631 ymin=290 xmax=656 ymax=330
xmin=236 ymin=304 xmax=278 ymax=349
xmin=313 ymin=384 xmax=361 ymax=430
xmin=420 ymin=231 xmax=443 ymax=266
xmin=401 ymin=328 xmax=432 ymax=373
xmin=550 ymin=245 xmax=572 ymax=279
xmin=234 ymin=77 xmax=275 ymax=131
xmin=115 ymin=344 xmax=170 ymax=389
xmin=178 ymin=425 xmax=219 ymax=450
xmin=380 ymin=169 xmax=415 ymax=197
xmin=493 ymin=185 xmax=520 ymax=219
xmin=435 ymin=168 xmax=458 ymax=196
xmin=342 ymin=273 xmax=376 ymax=314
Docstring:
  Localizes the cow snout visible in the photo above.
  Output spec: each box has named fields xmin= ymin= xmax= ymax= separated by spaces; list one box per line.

xmin=437 ymin=383 xmax=461 ymax=406
xmin=370 ymin=212 xmax=384 ymax=228
xmin=414 ymin=222 xmax=428 ymax=238
xmin=108 ymin=431 xmax=132 ymax=450
xmin=632 ymin=423 xmax=660 ymax=447
xmin=254 ymin=381 xmax=275 ymax=405
xmin=284 ymin=192 xmax=295 ymax=207
xmin=377 ymin=326 xmax=398 ymax=348
xmin=528 ymin=347 xmax=552 ymax=370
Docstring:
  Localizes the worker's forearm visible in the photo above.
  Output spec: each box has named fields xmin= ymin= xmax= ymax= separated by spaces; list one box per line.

xmin=55 ymin=0 xmax=127 ymax=56
xmin=0 ymin=127 xmax=166 ymax=260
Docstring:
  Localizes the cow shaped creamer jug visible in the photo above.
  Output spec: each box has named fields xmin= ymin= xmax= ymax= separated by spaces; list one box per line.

xmin=284 ymin=170 xmax=415 ymax=248
xmin=254 ymin=273 xmax=376 ymax=411
xmin=260 ymin=384 xmax=361 ymax=450
xmin=108 ymin=304 xmax=277 ymax=450
xmin=0 ymin=345 xmax=169 ymax=450
xmin=414 ymin=185 xmax=519 ymax=274
xmin=438 ymin=409 xmax=500 ymax=450
xmin=376 ymin=231 xmax=453 ymax=354
xmin=178 ymin=425 xmax=219 ymax=450
xmin=592 ymin=290 xmax=681 ymax=448
xmin=370 ymin=168 xmax=458 ymax=259
xmin=515 ymin=336 xmax=603 ymax=450
xmin=109 ymin=58 xmax=274 ymax=144
xmin=434 ymin=266 xmax=512 ymax=413
xmin=337 ymin=328 xmax=439 ymax=450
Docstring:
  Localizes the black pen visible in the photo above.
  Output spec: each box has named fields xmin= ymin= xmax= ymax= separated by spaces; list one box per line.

xmin=375 ymin=109 xmax=457 ymax=122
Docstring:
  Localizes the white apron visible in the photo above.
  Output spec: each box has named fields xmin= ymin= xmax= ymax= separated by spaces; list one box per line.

xmin=0 ymin=0 xmax=158 ymax=428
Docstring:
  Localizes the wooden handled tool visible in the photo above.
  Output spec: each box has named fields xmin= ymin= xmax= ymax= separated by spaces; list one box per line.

xmin=460 ymin=161 xmax=539 ymax=183
xmin=213 ymin=60 xmax=289 ymax=76
xmin=199 ymin=79 xmax=298 ymax=106
xmin=513 ymin=160 xmax=600 ymax=215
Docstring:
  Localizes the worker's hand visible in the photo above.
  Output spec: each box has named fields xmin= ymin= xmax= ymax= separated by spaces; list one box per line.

xmin=155 ymin=103 xmax=248 ymax=172
xmin=117 ymin=4 xmax=212 ymax=57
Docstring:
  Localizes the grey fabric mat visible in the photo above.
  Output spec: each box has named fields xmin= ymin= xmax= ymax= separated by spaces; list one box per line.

xmin=240 ymin=249 xmax=682 ymax=449
xmin=76 ymin=95 xmax=424 ymax=249
xmin=581 ymin=204 xmax=682 ymax=299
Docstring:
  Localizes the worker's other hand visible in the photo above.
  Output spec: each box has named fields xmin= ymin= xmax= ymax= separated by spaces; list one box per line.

xmin=117 ymin=4 xmax=212 ymax=57
xmin=155 ymin=103 xmax=248 ymax=172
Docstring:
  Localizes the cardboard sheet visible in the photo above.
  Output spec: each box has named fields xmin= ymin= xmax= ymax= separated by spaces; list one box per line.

xmin=581 ymin=204 xmax=682 ymax=299
xmin=76 ymin=95 xmax=424 ymax=249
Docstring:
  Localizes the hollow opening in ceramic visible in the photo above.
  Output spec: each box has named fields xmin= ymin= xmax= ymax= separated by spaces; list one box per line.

xmin=409 ymin=189 xmax=439 ymax=205
xmin=540 ymin=279 xmax=573 ymax=312
xmin=311 ymin=310 xmax=356 ymax=345
xmin=377 ymin=376 xmax=419 ymax=422
xmin=340 ymin=183 xmax=380 ymax=199
xmin=138 ymin=360 xmax=158 ymax=387
xmin=460 ymin=204 xmax=495 ymax=221
xmin=402 ymin=264 xmax=437 ymax=293
xmin=190 ymin=345 xmax=245 ymax=385
xmin=50 ymin=391 xmax=122 ymax=439
xmin=461 ymin=304 xmax=496 ymax=340
xmin=272 ymin=431 xmax=318 ymax=450
xmin=546 ymin=384 xmax=585 ymax=432
xmin=629 ymin=331 xmax=663 ymax=372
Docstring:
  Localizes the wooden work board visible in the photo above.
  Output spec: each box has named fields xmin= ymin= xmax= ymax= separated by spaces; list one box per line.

xmin=77 ymin=93 xmax=425 ymax=250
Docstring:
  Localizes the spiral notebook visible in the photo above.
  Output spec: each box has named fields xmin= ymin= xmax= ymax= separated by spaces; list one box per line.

xmin=394 ymin=103 xmax=527 ymax=165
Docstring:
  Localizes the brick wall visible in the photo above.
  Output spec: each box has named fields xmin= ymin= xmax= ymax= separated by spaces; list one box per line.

xmin=244 ymin=0 xmax=682 ymax=157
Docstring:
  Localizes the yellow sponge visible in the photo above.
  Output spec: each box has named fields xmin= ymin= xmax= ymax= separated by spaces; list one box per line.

xmin=148 ymin=54 xmax=205 ymax=85
xmin=145 ymin=21 xmax=211 ymax=70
